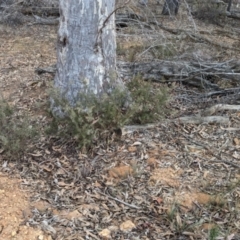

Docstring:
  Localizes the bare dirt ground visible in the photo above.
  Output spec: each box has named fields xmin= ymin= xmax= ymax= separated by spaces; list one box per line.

xmin=0 ymin=173 xmax=50 ymax=240
xmin=0 ymin=1 xmax=240 ymax=240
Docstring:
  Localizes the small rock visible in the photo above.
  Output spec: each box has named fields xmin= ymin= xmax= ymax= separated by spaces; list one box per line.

xmin=132 ymin=141 xmax=142 ymax=146
xmin=38 ymin=235 xmax=44 ymax=240
xmin=99 ymin=228 xmax=111 ymax=239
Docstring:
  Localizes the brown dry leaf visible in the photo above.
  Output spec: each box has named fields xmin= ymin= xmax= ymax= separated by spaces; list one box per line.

xmin=52 ymin=146 xmax=62 ymax=152
xmin=147 ymin=158 xmax=157 ymax=168
xmin=94 ymin=181 xmax=102 ymax=188
xmin=119 ymin=220 xmax=136 ymax=232
xmin=28 ymin=151 xmax=42 ymax=157
xmin=57 ymin=181 xmax=74 ymax=188
xmin=148 ymin=148 xmax=159 ymax=156
xmin=152 ymin=197 xmax=163 ymax=205
xmin=232 ymin=151 xmax=240 ymax=159
xmin=235 ymin=173 xmax=240 ymax=180
xmin=203 ymin=170 xmax=209 ymax=179
xmin=159 ymin=150 xmax=176 ymax=157
xmin=176 ymin=213 xmax=182 ymax=228
xmin=45 ymin=149 xmax=51 ymax=154
xmin=233 ymin=138 xmax=240 ymax=145
xmin=185 ymin=145 xmax=204 ymax=153
xmin=55 ymin=168 xmax=65 ymax=175
xmin=108 ymin=165 xmax=133 ymax=179
xmin=105 ymin=178 xmax=115 ymax=186
xmin=128 ymin=146 xmax=137 ymax=152
xmin=201 ymin=223 xmax=216 ymax=230
xmin=40 ymin=164 xmax=54 ymax=172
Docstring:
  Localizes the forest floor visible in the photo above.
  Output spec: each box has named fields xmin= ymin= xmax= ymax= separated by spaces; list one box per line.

xmin=0 ymin=1 xmax=240 ymax=240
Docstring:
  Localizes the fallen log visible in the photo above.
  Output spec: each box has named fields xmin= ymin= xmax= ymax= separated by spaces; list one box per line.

xmin=201 ymin=104 xmax=240 ymax=116
xmin=36 ymin=59 xmax=240 ymax=90
xmin=200 ymin=87 xmax=240 ymax=97
xmin=118 ymin=59 xmax=240 ymax=89
xmin=20 ymin=7 xmax=59 ymax=17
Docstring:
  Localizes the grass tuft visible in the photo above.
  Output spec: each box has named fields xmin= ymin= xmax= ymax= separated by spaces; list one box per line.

xmin=0 ymin=99 xmax=38 ymax=159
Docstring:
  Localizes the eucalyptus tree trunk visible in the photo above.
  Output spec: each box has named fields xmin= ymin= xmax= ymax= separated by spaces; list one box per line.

xmin=53 ymin=0 xmax=125 ymax=111
xmin=162 ymin=0 xmax=180 ymax=15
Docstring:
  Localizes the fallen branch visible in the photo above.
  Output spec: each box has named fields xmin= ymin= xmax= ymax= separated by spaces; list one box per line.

xmin=175 ymin=116 xmax=229 ymax=124
xmin=29 ymin=15 xmax=59 ymax=25
xmin=201 ymin=104 xmax=240 ymax=116
xmin=121 ymin=124 xmax=158 ymax=135
xmin=36 ymin=59 xmax=240 ymax=90
xmin=118 ymin=59 xmax=240 ymax=89
xmin=200 ymin=87 xmax=240 ymax=97
xmin=21 ymin=7 xmax=59 ymax=16
xmin=186 ymin=32 xmax=240 ymax=52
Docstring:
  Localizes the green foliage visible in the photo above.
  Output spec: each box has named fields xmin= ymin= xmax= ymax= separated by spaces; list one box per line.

xmin=48 ymin=88 xmax=131 ymax=149
xmin=127 ymin=75 xmax=168 ymax=124
xmin=209 ymin=226 xmax=219 ymax=240
xmin=49 ymin=76 xmax=167 ymax=150
xmin=0 ymin=99 xmax=38 ymax=159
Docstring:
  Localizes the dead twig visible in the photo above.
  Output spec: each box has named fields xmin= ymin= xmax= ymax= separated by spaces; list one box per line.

xmin=96 ymin=190 xmax=141 ymax=209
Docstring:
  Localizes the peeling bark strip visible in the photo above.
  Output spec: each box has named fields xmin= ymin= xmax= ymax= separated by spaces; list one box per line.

xmin=54 ymin=0 xmax=119 ymax=106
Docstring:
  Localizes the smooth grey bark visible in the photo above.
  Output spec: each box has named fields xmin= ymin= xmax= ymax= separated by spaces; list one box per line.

xmin=162 ymin=0 xmax=180 ymax=15
xmin=53 ymin=0 xmax=125 ymax=109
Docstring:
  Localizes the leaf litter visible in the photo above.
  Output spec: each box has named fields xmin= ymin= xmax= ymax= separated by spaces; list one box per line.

xmin=0 ymin=10 xmax=240 ymax=240
xmin=3 ymin=114 xmax=239 ymax=239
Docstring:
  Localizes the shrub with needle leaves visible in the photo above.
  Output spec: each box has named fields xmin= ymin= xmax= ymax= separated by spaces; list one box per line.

xmin=48 ymin=75 xmax=168 ymax=150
